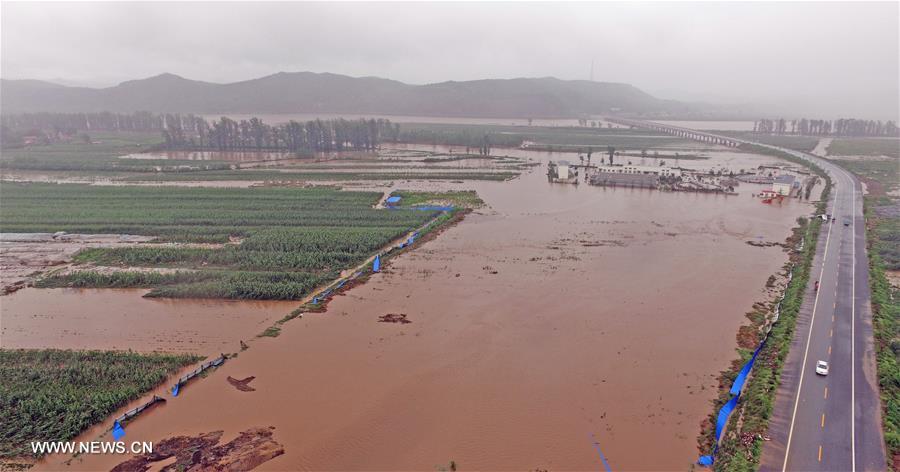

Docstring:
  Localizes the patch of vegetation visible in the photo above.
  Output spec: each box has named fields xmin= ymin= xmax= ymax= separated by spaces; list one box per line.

xmin=829 ymin=158 xmax=900 ymax=196
xmin=121 ymin=170 xmax=518 ymax=182
xmin=0 ymin=349 xmax=200 ymax=459
xmin=726 ymin=133 xmax=820 ymax=152
xmin=258 ymin=326 xmax=282 ymax=338
xmin=828 ymin=138 xmax=900 ymax=159
xmin=391 ymin=190 xmax=484 ymax=209
xmin=3 ymin=183 xmax=437 ymax=299
xmin=866 ymin=200 xmax=900 ymax=468
xmin=0 ymin=131 xmax=231 ymax=173
xmin=398 ymin=122 xmax=687 ymax=150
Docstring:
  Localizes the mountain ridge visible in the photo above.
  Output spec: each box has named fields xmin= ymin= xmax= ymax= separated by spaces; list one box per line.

xmin=1 ymin=71 xmax=704 ymax=118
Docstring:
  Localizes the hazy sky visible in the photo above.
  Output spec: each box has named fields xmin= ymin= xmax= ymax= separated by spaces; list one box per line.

xmin=2 ymin=1 xmax=898 ymax=118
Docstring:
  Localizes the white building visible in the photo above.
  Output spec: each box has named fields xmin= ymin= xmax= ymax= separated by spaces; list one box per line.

xmin=772 ymin=175 xmax=797 ymax=196
xmin=557 ymin=160 xmax=571 ymax=179
xmin=593 ymin=164 xmax=682 ymax=178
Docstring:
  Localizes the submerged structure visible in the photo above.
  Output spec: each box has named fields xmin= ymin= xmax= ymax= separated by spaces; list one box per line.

xmin=547 ymin=160 xmax=579 ymax=184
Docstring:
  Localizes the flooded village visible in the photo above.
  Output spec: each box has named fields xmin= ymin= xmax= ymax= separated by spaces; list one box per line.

xmin=2 ymin=124 xmax=819 ymax=470
xmin=2 ymin=3 xmax=897 ymax=471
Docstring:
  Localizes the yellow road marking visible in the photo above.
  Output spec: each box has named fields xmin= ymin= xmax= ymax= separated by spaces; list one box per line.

xmin=819 ymin=445 xmax=823 ymax=462
xmin=824 ymin=387 xmax=828 ymax=399
xmin=821 ymin=413 xmax=826 ymax=428
xmin=830 ymin=328 xmax=833 ymax=337
xmin=828 ymin=345 xmax=832 ymax=355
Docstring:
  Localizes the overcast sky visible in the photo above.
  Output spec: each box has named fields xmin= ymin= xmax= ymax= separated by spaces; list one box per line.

xmin=2 ymin=1 xmax=898 ymax=119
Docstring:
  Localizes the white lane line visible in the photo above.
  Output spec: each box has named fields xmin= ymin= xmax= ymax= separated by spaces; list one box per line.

xmin=782 ymin=168 xmax=840 ymax=472
xmin=850 ymin=170 xmax=856 ymax=472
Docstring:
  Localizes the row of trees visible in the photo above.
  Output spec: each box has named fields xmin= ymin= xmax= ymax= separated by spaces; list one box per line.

xmin=0 ymin=112 xmax=402 ymax=154
xmin=162 ymin=116 xmax=400 ymax=153
xmin=753 ymin=118 xmax=898 ymax=137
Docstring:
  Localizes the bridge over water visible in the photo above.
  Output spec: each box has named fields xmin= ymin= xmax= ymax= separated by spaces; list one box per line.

xmin=606 ymin=118 xmax=742 ymax=147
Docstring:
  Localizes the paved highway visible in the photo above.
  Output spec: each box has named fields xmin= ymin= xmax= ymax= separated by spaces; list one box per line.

xmin=609 ymin=120 xmax=887 ymax=470
xmin=754 ymin=145 xmax=886 ymax=472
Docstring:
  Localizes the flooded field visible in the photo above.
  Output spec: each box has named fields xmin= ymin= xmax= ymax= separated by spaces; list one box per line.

xmin=38 ymin=144 xmax=815 ymax=471
xmin=1 ymin=288 xmax=295 ymax=354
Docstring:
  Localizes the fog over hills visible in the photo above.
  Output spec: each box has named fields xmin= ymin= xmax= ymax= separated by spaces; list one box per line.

xmin=1 ymin=72 xmax=723 ymax=119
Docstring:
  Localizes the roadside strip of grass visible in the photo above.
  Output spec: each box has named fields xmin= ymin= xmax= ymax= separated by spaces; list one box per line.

xmin=866 ymin=200 xmax=900 ymax=469
xmin=697 ymin=145 xmax=831 ymax=470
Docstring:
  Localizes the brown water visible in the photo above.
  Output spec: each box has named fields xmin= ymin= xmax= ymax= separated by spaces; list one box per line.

xmin=0 ymin=288 xmax=296 ymax=354
xmin=37 ymin=145 xmax=812 ymax=471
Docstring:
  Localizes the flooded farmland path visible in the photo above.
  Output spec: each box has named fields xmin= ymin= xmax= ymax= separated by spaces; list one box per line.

xmin=45 ymin=146 xmax=813 ymax=471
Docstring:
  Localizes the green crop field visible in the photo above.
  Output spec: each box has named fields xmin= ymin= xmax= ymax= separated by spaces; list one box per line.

xmin=829 ymin=158 xmax=900 ymax=195
xmin=121 ymin=169 xmax=519 ymax=182
xmin=2 ymin=183 xmax=439 ymax=299
xmin=0 ymin=349 xmax=200 ymax=459
xmin=827 ymin=138 xmax=900 ymax=159
xmin=721 ymin=132 xmax=821 ymax=152
xmin=397 ymin=122 xmax=688 ymax=150
xmin=0 ymin=131 xmax=233 ymax=173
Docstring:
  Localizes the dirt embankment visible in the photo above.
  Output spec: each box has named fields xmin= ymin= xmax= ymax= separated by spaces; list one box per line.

xmin=111 ymin=427 xmax=283 ymax=472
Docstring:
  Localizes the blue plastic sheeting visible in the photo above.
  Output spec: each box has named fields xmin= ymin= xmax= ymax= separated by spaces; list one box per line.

xmin=336 ymin=280 xmax=346 ymax=288
xmin=311 ymin=297 xmax=319 ymax=304
xmin=590 ymin=433 xmax=613 ymax=472
xmin=698 ymin=455 xmax=714 ymax=466
xmin=171 ymin=383 xmax=180 ymax=397
xmin=385 ymin=196 xmax=402 ymax=204
xmin=112 ymin=421 xmax=126 ymax=441
xmin=731 ymin=343 xmax=764 ymax=396
xmin=411 ymin=205 xmax=454 ymax=211
xmin=373 ymin=254 xmax=381 ymax=272
xmin=715 ymin=396 xmax=740 ymax=442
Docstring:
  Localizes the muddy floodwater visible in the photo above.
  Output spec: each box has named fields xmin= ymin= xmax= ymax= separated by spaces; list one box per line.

xmin=1 ymin=288 xmax=295 ymax=354
xmin=39 ymin=145 xmax=813 ymax=471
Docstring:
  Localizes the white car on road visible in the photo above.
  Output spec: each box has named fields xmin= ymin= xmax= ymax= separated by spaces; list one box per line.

xmin=815 ymin=360 xmax=829 ymax=376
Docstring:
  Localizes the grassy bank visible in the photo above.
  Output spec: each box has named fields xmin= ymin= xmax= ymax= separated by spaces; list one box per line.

xmin=0 ymin=349 xmax=200 ymax=460
xmin=697 ymin=145 xmax=831 ymax=470
xmin=867 ymin=202 xmax=900 ymax=469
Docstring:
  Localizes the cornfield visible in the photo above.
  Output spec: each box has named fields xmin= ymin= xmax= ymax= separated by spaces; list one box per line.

xmin=3 ymin=183 xmax=439 ymax=299
xmin=0 ymin=349 xmax=200 ymax=459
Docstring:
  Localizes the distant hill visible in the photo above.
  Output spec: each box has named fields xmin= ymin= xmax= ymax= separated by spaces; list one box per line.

xmin=1 ymin=72 xmax=704 ymax=118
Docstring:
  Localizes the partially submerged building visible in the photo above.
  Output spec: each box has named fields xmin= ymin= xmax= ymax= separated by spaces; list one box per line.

xmin=772 ymin=175 xmax=798 ymax=196
xmin=547 ymin=160 xmax=579 ymax=184
xmin=592 ymin=163 xmax=682 ymax=178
